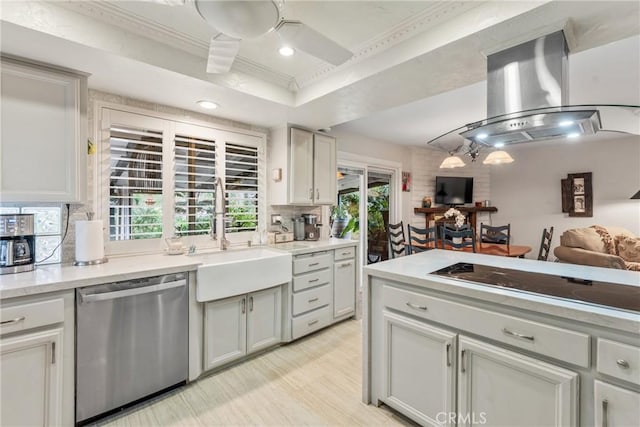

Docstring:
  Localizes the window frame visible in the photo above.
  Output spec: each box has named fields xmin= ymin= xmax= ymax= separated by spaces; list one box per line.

xmin=97 ymin=104 xmax=266 ymax=255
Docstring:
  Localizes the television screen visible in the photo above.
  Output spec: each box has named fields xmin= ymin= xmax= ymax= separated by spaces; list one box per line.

xmin=435 ymin=176 xmax=473 ymax=205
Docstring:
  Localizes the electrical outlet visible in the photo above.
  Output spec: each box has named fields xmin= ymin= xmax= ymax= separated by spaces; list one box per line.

xmin=271 ymin=214 xmax=282 ymax=225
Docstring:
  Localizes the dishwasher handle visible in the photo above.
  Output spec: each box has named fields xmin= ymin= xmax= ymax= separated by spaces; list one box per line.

xmin=79 ymin=279 xmax=187 ymax=304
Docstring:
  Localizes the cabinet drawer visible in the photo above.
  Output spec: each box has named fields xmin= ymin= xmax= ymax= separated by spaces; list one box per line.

xmin=334 ymin=246 xmax=356 ymax=261
xmin=293 ymin=252 xmax=331 ymax=275
xmin=292 ymin=284 xmax=331 ymax=316
xmin=598 ymin=339 xmax=640 ymax=386
xmin=293 ymin=269 xmax=332 ymax=292
xmin=0 ymin=298 xmax=64 ymax=335
xmin=292 ymin=305 xmax=332 ymax=339
xmin=383 ymin=284 xmax=590 ymax=367
xmin=594 ymin=380 xmax=640 ymax=427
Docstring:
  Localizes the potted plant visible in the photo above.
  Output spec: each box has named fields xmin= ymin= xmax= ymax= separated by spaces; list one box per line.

xmin=331 ymin=204 xmax=351 ymax=238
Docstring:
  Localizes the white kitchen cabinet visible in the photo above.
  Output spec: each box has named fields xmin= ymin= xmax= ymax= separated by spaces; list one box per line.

xmin=382 ymin=311 xmax=456 ymax=426
xmin=457 ymin=335 xmax=579 ymax=427
xmin=246 ymin=286 xmax=282 ymax=354
xmin=333 ymin=254 xmax=356 ymax=318
xmin=594 ymin=380 xmax=640 ymax=427
xmin=0 ymin=57 xmax=87 ymax=203
xmin=1 ymin=328 xmax=63 ymax=426
xmin=269 ymin=126 xmax=336 ymax=205
xmin=204 ymin=286 xmax=281 ymax=371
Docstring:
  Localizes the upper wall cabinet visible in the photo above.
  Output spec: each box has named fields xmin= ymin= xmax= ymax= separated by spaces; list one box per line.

xmin=269 ymin=126 xmax=336 ymax=205
xmin=0 ymin=57 xmax=87 ymax=203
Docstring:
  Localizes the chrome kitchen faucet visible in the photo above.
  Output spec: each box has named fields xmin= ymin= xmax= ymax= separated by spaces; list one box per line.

xmin=211 ymin=177 xmax=231 ymax=250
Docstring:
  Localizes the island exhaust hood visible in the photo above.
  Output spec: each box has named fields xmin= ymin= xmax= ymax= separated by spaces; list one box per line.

xmin=427 ymin=29 xmax=639 ymax=160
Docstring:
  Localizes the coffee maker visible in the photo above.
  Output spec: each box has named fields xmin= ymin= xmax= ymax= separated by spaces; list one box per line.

xmin=301 ymin=214 xmax=321 ymax=241
xmin=0 ymin=214 xmax=36 ymax=274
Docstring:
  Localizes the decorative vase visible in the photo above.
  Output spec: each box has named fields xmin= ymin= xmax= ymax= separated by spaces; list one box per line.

xmin=331 ymin=218 xmax=349 ymax=238
xmin=422 ymin=197 xmax=432 ymax=208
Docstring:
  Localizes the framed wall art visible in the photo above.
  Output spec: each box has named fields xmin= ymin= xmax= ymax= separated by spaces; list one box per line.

xmin=561 ymin=172 xmax=593 ymax=217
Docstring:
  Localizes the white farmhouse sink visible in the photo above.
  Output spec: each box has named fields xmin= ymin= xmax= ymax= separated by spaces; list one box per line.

xmin=194 ymin=247 xmax=292 ymax=302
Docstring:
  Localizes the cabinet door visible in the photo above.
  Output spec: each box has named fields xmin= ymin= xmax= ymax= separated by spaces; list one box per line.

xmin=289 ymin=127 xmax=314 ymax=204
xmin=312 ymin=133 xmax=336 ymax=204
xmin=247 ymin=287 xmax=282 ymax=354
xmin=204 ymin=295 xmax=247 ymax=370
xmin=1 ymin=328 xmax=63 ymax=426
xmin=333 ymin=259 xmax=355 ymax=318
xmin=458 ymin=336 xmax=578 ymax=427
xmin=594 ymin=380 xmax=640 ymax=427
xmin=1 ymin=59 xmax=85 ymax=202
xmin=382 ymin=311 xmax=456 ymax=426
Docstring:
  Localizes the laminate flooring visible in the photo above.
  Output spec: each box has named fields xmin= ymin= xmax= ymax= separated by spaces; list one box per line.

xmin=97 ymin=319 xmax=415 ymax=426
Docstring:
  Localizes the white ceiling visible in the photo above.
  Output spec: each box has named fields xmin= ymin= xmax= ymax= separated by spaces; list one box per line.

xmin=1 ymin=1 xmax=639 ymax=145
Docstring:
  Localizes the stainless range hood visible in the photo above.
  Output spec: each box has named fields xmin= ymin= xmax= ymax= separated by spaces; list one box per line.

xmin=426 ymin=30 xmax=638 ymax=157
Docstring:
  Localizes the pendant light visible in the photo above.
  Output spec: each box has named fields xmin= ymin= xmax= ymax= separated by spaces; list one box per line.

xmin=483 ymin=150 xmax=514 ymax=165
xmin=439 ymin=155 xmax=466 ymax=169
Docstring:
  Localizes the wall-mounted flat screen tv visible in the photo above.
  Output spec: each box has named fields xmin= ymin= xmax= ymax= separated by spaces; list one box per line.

xmin=435 ymin=176 xmax=473 ymax=205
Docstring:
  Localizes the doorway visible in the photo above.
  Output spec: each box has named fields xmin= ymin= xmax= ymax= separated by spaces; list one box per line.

xmin=366 ymin=170 xmax=392 ymax=263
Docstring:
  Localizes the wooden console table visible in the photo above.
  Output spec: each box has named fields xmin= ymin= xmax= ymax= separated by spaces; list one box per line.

xmin=414 ymin=206 xmax=498 ymax=231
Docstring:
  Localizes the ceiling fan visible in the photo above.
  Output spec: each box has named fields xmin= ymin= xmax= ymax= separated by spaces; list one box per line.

xmin=150 ymin=0 xmax=353 ymax=73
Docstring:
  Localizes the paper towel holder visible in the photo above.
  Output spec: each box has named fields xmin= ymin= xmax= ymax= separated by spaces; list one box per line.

xmin=74 ymin=257 xmax=108 ymax=266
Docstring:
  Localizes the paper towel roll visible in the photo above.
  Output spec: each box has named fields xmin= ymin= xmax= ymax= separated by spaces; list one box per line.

xmin=75 ymin=220 xmax=105 ymax=262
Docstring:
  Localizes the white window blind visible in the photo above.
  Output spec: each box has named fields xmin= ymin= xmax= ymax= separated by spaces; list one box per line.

xmin=225 ymin=143 xmax=258 ymax=233
xmin=174 ymin=135 xmax=216 ymax=236
xmin=109 ymin=126 xmax=163 ymax=240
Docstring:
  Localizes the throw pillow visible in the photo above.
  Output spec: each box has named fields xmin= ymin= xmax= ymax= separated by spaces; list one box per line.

xmin=615 ymin=235 xmax=640 ymax=263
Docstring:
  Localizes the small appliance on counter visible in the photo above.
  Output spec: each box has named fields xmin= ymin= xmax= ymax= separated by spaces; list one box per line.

xmin=301 ymin=213 xmax=322 ymax=241
xmin=293 ymin=217 xmax=306 ymax=241
xmin=0 ymin=214 xmax=35 ymax=274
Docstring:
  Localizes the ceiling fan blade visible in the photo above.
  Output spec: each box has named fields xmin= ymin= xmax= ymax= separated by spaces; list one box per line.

xmin=206 ymin=35 xmax=241 ymax=74
xmin=276 ymin=20 xmax=352 ymax=66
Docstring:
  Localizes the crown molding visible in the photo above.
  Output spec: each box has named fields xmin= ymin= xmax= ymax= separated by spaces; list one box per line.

xmin=57 ymin=0 xmax=295 ymax=90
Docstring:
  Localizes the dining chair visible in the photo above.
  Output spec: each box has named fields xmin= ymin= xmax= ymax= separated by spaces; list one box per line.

xmin=387 ymin=221 xmax=407 ymax=259
xmin=479 ymin=223 xmax=510 ymax=250
xmin=407 ymin=225 xmax=438 ymax=254
xmin=537 ymin=226 xmax=554 ymax=261
xmin=441 ymin=226 xmax=476 ymax=252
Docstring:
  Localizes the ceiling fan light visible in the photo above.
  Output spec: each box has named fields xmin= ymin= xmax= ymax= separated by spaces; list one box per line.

xmin=440 ymin=155 xmax=466 ymax=169
xmin=279 ymin=46 xmax=295 ymax=56
xmin=483 ymin=150 xmax=514 ymax=165
xmin=197 ymin=100 xmax=219 ymax=110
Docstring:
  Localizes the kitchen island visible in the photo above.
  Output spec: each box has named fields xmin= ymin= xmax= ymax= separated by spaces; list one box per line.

xmin=363 ymin=250 xmax=639 ymax=426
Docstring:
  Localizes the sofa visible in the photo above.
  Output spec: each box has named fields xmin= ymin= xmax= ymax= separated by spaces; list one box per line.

xmin=554 ymin=225 xmax=640 ymax=271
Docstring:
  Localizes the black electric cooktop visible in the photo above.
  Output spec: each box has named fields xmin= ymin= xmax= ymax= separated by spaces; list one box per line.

xmin=431 ymin=263 xmax=640 ymax=313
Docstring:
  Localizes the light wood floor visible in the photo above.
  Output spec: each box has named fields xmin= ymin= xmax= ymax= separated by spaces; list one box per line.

xmin=98 ymin=319 xmax=414 ymax=426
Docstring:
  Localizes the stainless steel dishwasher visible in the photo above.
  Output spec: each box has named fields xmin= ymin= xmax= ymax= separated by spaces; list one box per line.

xmin=75 ymin=272 xmax=188 ymax=425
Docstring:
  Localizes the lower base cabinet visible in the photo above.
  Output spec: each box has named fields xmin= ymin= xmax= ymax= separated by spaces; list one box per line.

xmin=204 ymin=286 xmax=281 ymax=371
xmin=458 ymin=336 xmax=579 ymax=427
xmin=0 ymin=328 xmax=63 ymax=426
xmin=594 ymin=380 xmax=640 ymax=427
xmin=380 ymin=310 xmax=579 ymax=427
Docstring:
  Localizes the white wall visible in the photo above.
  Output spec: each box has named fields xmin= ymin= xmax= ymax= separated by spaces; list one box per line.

xmin=490 ymin=134 xmax=640 ymax=259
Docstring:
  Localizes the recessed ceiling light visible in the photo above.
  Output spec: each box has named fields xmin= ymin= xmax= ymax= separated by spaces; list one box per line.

xmin=197 ymin=100 xmax=219 ymax=109
xmin=279 ymin=46 xmax=295 ymax=57
xmin=559 ymin=120 xmax=574 ymax=127
xmin=567 ymin=132 xmax=580 ymax=139
xmin=494 ymin=142 xmax=505 ymax=148
xmin=477 ymin=132 xmax=489 ymax=139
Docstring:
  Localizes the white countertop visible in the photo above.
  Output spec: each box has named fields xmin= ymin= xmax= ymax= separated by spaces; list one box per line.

xmin=364 ymin=249 xmax=640 ymax=334
xmin=0 ymin=239 xmax=358 ymax=300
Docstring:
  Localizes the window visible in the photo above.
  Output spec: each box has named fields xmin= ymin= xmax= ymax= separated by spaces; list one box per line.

xmin=100 ymin=108 xmax=265 ymax=253
xmin=174 ymin=135 xmax=216 ymax=236
xmin=225 ymin=143 xmax=259 ymax=233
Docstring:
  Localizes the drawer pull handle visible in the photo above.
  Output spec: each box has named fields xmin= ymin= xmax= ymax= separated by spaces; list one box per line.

xmin=406 ymin=302 xmax=427 ymax=311
xmin=308 ymin=278 xmax=320 ymax=283
xmin=616 ymin=359 xmax=630 ymax=369
xmin=1 ymin=316 xmax=25 ymax=326
xmin=341 ymin=252 xmax=351 ymax=256
xmin=308 ymin=319 xmax=318 ymax=327
xmin=602 ymin=399 xmax=608 ymax=427
xmin=502 ymin=328 xmax=535 ymax=342
xmin=308 ymin=262 xmax=320 ymax=267
xmin=308 ymin=297 xmax=319 ymax=303
xmin=339 ymin=263 xmax=351 ymax=268
xmin=461 ymin=349 xmax=467 ymax=373
xmin=446 ymin=343 xmax=451 ymax=367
